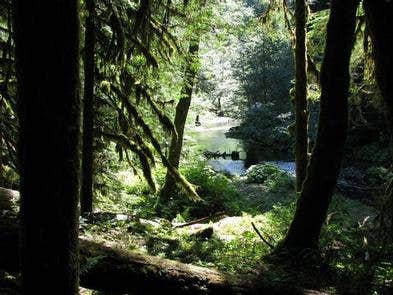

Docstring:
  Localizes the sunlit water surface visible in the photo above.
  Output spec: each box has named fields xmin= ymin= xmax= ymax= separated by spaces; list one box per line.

xmin=187 ymin=115 xmax=295 ymax=176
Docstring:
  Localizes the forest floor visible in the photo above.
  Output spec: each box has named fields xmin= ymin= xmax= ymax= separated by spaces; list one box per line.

xmin=80 ymin=167 xmax=387 ymax=294
xmin=1 ymin=167 xmax=389 ymax=294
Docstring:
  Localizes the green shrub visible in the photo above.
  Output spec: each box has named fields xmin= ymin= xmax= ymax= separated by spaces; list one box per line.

xmin=246 ymin=163 xmax=280 ymax=183
xmin=161 ymin=161 xmax=243 ymax=220
xmin=245 ymin=163 xmax=294 ymax=190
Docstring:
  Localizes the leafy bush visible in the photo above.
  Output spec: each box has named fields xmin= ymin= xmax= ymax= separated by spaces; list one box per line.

xmin=246 ymin=163 xmax=280 ymax=183
xmin=245 ymin=163 xmax=294 ymax=190
xmin=161 ymin=161 xmax=243 ymax=220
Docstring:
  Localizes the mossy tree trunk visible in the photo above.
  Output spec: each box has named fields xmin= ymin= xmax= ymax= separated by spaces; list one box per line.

xmin=14 ymin=1 xmax=81 ymax=294
xmin=159 ymin=38 xmax=200 ymax=204
xmin=363 ymin=1 xmax=393 ymax=160
xmin=281 ymin=0 xmax=359 ymax=251
xmin=81 ymin=0 xmax=96 ymax=214
xmin=364 ymin=0 xmax=393 ymax=222
xmin=294 ymin=0 xmax=309 ymax=192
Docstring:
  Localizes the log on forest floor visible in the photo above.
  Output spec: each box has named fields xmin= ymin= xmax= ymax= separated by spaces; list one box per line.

xmin=79 ymin=240 xmax=329 ymax=295
xmin=0 ymin=189 xmax=330 ymax=295
xmin=336 ymin=180 xmax=378 ymax=199
xmin=0 ymin=214 xmax=331 ymax=295
xmin=79 ymin=239 xmax=256 ymax=294
xmin=0 ymin=187 xmax=19 ymax=211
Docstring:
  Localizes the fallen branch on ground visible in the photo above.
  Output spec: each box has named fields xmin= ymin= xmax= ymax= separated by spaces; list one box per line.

xmin=251 ymin=222 xmax=275 ymax=249
xmin=173 ymin=211 xmax=226 ymax=228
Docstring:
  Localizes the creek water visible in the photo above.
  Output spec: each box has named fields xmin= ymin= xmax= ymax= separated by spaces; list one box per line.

xmin=189 ymin=115 xmax=295 ymax=176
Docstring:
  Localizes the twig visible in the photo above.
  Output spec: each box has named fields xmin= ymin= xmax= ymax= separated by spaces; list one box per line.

xmin=173 ymin=211 xmax=226 ymax=228
xmin=251 ymin=222 xmax=274 ymax=249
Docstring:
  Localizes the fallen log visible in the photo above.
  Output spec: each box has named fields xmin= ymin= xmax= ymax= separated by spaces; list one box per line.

xmin=0 ymin=190 xmax=329 ymax=295
xmin=202 ymin=150 xmax=240 ymax=160
xmin=0 ymin=214 xmax=254 ymax=294
xmin=0 ymin=215 xmax=331 ymax=295
xmin=0 ymin=187 xmax=19 ymax=211
xmin=0 ymin=212 xmax=254 ymax=294
xmin=79 ymin=239 xmax=255 ymax=294
xmin=335 ymin=180 xmax=381 ymax=204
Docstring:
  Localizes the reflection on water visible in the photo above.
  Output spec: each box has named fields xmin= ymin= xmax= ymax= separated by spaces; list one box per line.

xmin=195 ymin=129 xmax=246 ymax=159
xmin=191 ymin=116 xmax=246 ymax=160
xmin=243 ymin=142 xmax=291 ymax=168
xmin=209 ymin=159 xmax=246 ymax=176
xmin=188 ymin=115 xmax=294 ymax=176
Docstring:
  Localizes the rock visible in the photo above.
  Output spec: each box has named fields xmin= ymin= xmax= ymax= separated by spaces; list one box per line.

xmin=191 ymin=226 xmax=214 ymax=240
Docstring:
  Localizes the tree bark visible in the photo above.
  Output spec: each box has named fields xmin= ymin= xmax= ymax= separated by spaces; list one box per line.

xmin=159 ymin=38 xmax=200 ymax=203
xmin=295 ymin=0 xmax=309 ymax=192
xmin=364 ymin=1 xmax=393 ymax=231
xmin=363 ymin=1 xmax=393 ymax=161
xmin=81 ymin=0 xmax=96 ymax=214
xmin=281 ymin=0 xmax=359 ymax=251
xmin=14 ymin=1 xmax=81 ymax=294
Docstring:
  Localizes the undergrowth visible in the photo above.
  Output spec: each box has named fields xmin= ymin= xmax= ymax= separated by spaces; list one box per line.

xmin=89 ymin=160 xmax=391 ymax=294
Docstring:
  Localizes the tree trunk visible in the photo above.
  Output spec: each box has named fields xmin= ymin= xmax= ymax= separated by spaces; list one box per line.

xmin=81 ymin=0 xmax=96 ymax=214
xmin=363 ymin=1 xmax=393 ymax=160
xmin=364 ymin=1 xmax=393 ymax=232
xmin=159 ymin=38 xmax=200 ymax=203
xmin=294 ymin=0 xmax=309 ymax=192
xmin=281 ymin=0 xmax=359 ymax=251
xmin=14 ymin=1 xmax=81 ymax=294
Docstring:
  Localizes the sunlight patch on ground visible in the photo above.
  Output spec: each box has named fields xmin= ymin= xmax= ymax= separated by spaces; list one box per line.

xmin=116 ymin=169 xmax=137 ymax=186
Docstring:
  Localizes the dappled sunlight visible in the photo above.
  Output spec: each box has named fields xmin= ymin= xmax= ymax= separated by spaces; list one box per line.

xmin=2 ymin=0 xmax=393 ymax=294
